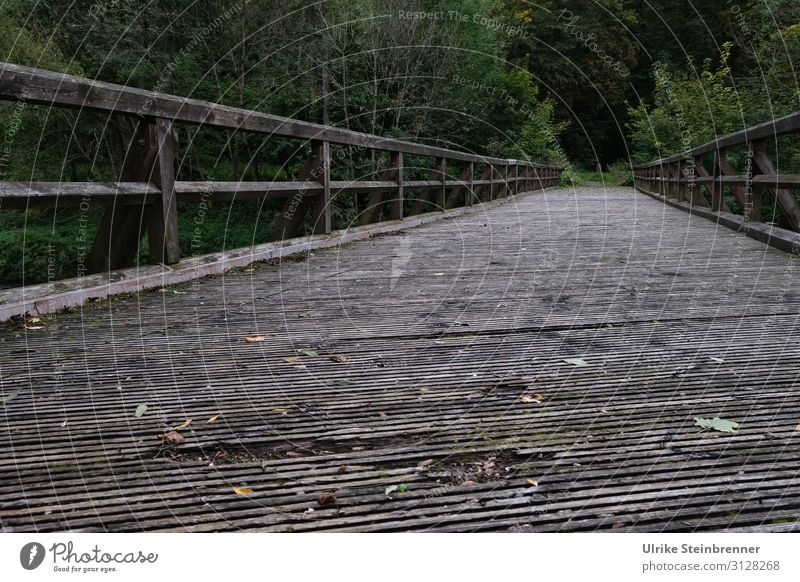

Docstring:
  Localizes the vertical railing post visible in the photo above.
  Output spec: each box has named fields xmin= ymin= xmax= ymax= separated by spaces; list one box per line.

xmin=147 ymin=117 xmax=181 ymax=265
xmin=711 ymin=151 xmax=724 ymax=211
xmin=466 ymin=161 xmax=474 ymax=206
xmin=312 ymin=140 xmax=332 ymax=234
xmin=436 ymin=157 xmax=446 ymax=210
xmin=489 ymin=164 xmax=495 ymax=201
xmin=389 ymin=151 xmax=404 ymax=221
xmin=514 ymin=164 xmax=519 ymax=195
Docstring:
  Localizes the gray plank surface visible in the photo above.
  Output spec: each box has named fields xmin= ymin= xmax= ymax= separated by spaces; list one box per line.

xmin=1 ymin=186 xmax=799 ymax=532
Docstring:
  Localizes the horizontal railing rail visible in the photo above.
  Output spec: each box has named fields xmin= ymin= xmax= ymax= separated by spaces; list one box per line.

xmin=632 ymin=112 xmax=800 ymax=251
xmin=0 ymin=62 xmax=564 ymax=276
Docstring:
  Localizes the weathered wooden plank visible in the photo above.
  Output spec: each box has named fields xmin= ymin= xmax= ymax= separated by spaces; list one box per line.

xmin=1 ymin=186 xmax=797 ymax=533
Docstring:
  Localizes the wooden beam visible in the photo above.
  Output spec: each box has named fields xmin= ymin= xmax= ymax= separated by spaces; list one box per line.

xmin=752 ymin=140 xmax=800 ymax=231
xmin=360 ymin=151 xmax=404 ymax=225
xmin=436 ymin=157 xmax=446 ymax=209
xmin=389 ymin=152 xmax=404 ymax=220
xmin=146 ymin=117 xmax=180 ymax=265
xmin=271 ymin=141 xmax=326 ymax=241
xmin=444 ymin=163 xmax=474 ymax=209
xmin=87 ymin=120 xmax=158 ymax=273
xmin=0 ymin=62 xmax=544 ymax=168
xmin=310 ymin=141 xmax=332 ymax=234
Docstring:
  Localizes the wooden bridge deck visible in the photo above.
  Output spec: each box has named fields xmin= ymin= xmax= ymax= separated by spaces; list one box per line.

xmin=2 ymin=186 xmax=800 ymax=532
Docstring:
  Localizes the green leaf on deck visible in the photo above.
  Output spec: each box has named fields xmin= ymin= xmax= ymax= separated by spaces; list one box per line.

xmin=563 ymin=357 xmax=588 ymax=367
xmin=298 ymin=348 xmax=319 ymax=357
xmin=385 ymin=484 xmax=408 ymax=497
xmin=694 ymin=417 xmax=740 ymax=433
xmin=134 ymin=404 xmax=148 ymax=418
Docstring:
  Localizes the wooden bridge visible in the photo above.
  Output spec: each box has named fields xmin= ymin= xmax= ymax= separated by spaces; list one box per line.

xmin=1 ymin=64 xmax=800 ymax=532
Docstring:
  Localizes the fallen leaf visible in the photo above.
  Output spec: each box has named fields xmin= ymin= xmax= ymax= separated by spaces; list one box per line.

xmin=207 ymin=414 xmax=220 ymax=424
xmin=526 ymin=479 xmax=539 ymax=486
xmin=385 ymin=485 xmax=399 ymax=497
xmin=794 ymin=424 xmax=800 ymax=432
xmin=243 ymin=267 xmax=256 ymax=272
xmin=317 ymin=490 xmax=337 ymax=506
xmin=329 ymin=354 xmax=348 ymax=363
xmin=159 ymin=431 xmax=185 ymax=445
xmin=285 ymin=451 xmax=304 ymax=458
xmin=397 ymin=484 xmax=408 ymax=493
xmin=272 ymin=407 xmax=291 ymax=413
xmin=378 ymin=411 xmax=387 ymax=417
xmin=27 ymin=317 xmax=42 ymax=324
xmin=335 ymin=379 xmax=354 ymax=386
xmin=283 ymin=356 xmax=301 ymax=364
xmin=563 ymin=357 xmax=588 ymax=367
xmin=134 ymin=404 xmax=148 ymax=418
xmin=518 ymin=393 xmax=544 ymax=404
xmin=710 ymin=357 xmax=726 ymax=363
xmin=60 ymin=419 xmax=67 ymax=428
xmin=23 ymin=324 xmax=46 ymax=331
xmin=244 ymin=335 xmax=266 ymax=343
xmin=172 ymin=419 xmax=192 ymax=430
xmin=233 ymin=487 xmax=253 ymax=495
xmin=694 ymin=416 xmax=740 ymax=434
xmin=298 ymin=348 xmax=319 ymax=357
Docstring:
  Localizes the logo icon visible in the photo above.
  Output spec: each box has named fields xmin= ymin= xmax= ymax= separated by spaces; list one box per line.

xmin=20 ymin=542 xmax=46 ymax=570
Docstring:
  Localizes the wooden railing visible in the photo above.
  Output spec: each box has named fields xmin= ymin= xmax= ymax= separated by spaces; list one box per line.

xmin=632 ymin=112 xmax=800 ymax=251
xmin=0 ymin=63 xmax=563 ymax=275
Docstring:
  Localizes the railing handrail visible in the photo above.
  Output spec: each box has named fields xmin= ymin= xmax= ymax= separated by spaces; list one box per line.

xmin=634 ymin=110 xmax=800 ymax=168
xmin=0 ymin=62 xmax=560 ymax=169
xmin=0 ymin=61 xmax=564 ymax=282
xmin=631 ymin=109 xmax=800 ymax=252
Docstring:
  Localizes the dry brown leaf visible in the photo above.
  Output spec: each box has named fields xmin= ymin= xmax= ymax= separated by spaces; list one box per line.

xmin=244 ymin=335 xmax=266 ymax=343
xmin=285 ymin=450 xmax=304 ymax=458
xmin=272 ymin=407 xmax=291 ymax=413
xmin=207 ymin=414 xmax=220 ymax=424
xmin=283 ymin=356 xmax=301 ymax=364
xmin=159 ymin=431 xmax=185 ymax=446
xmin=795 ymin=424 xmax=800 ymax=432
xmin=329 ymin=354 xmax=348 ymax=363
xmin=378 ymin=411 xmax=387 ymax=418
xmin=526 ymin=479 xmax=539 ymax=486
xmin=518 ymin=393 xmax=544 ymax=404
xmin=233 ymin=487 xmax=253 ymax=495
xmin=317 ymin=490 xmax=337 ymax=506
xmin=172 ymin=419 xmax=192 ymax=430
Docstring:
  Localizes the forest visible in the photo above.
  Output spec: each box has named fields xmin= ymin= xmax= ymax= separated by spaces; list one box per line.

xmin=1 ymin=0 xmax=798 ymax=284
